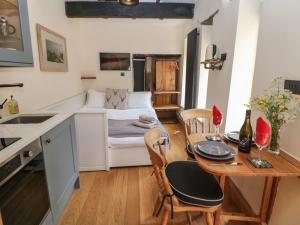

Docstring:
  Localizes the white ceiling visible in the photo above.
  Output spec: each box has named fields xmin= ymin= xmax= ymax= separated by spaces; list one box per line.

xmin=66 ymin=0 xmax=196 ymax=3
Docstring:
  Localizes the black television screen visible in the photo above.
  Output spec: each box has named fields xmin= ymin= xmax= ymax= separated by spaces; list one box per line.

xmin=100 ymin=53 xmax=131 ymax=71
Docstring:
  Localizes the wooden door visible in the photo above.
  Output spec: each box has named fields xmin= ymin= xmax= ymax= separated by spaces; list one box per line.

xmin=184 ymin=28 xmax=198 ymax=109
xmin=155 ymin=60 xmax=177 ymax=106
xmin=133 ymin=58 xmax=145 ymax=91
xmin=156 ymin=60 xmax=177 ymax=91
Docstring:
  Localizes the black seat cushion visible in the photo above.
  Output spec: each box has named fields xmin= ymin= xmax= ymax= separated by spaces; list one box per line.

xmin=186 ymin=144 xmax=196 ymax=160
xmin=165 ymin=161 xmax=223 ymax=207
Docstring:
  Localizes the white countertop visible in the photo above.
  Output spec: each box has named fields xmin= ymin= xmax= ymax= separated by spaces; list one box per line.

xmin=0 ymin=112 xmax=75 ymax=164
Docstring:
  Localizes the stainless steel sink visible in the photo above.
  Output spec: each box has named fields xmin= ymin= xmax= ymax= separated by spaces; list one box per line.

xmin=1 ymin=115 xmax=54 ymax=124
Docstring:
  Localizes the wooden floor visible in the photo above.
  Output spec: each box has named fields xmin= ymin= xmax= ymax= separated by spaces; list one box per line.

xmin=59 ymin=124 xmax=252 ymax=225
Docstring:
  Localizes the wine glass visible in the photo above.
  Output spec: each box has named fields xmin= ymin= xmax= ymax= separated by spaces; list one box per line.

xmin=213 ymin=115 xmax=222 ymax=136
xmin=255 ymin=130 xmax=271 ymax=165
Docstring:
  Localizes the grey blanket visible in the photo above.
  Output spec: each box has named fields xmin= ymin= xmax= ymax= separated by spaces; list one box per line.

xmin=108 ymin=119 xmax=169 ymax=144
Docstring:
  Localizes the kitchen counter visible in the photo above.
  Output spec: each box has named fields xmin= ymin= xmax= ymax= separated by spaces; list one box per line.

xmin=0 ymin=112 xmax=75 ymax=164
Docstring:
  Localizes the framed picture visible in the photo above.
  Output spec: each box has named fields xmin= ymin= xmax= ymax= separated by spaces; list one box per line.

xmin=36 ymin=24 xmax=68 ymax=72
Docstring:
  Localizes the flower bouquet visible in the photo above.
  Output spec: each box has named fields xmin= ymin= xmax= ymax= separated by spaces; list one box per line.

xmin=251 ymin=77 xmax=300 ymax=154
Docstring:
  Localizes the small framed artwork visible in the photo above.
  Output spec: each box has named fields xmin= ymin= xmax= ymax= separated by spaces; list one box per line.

xmin=36 ymin=24 xmax=68 ymax=72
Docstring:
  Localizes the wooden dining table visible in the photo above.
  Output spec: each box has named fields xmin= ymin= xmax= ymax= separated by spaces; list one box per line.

xmin=187 ymin=133 xmax=300 ymax=225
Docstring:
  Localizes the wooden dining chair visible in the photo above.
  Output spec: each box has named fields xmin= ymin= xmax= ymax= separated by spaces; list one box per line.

xmin=144 ymin=128 xmax=223 ymax=225
xmin=180 ymin=108 xmax=213 ymax=159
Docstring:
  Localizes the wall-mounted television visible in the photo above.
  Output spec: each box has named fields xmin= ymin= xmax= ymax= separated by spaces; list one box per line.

xmin=100 ymin=53 xmax=131 ymax=71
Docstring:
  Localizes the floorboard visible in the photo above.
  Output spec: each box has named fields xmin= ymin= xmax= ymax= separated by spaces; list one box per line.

xmin=58 ymin=124 xmax=253 ymax=225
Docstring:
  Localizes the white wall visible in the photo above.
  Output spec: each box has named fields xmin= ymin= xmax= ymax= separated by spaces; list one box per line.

xmin=180 ymin=0 xmax=240 ymax=126
xmin=205 ymin=0 xmax=240 ymax=131
xmin=0 ymin=0 xmax=83 ymax=113
xmin=236 ymin=1 xmax=300 ymax=224
xmin=196 ymin=25 xmax=212 ymax=108
xmin=77 ymin=19 xmax=189 ymax=91
xmin=194 ymin=1 xmax=300 ymax=224
xmin=226 ymin=0 xmax=261 ymax=131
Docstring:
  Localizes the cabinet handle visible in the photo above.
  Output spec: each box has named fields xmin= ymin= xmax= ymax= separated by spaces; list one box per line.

xmin=45 ymin=138 xmax=51 ymax=144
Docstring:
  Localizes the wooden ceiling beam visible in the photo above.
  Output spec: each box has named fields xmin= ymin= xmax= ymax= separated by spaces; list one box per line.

xmin=65 ymin=1 xmax=194 ymax=19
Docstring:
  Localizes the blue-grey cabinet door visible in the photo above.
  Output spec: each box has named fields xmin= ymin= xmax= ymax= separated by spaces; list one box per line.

xmin=0 ymin=0 xmax=33 ymax=66
xmin=41 ymin=117 xmax=79 ymax=224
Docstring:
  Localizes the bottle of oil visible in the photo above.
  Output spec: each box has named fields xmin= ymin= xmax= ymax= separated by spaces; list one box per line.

xmin=7 ymin=95 xmax=19 ymax=114
xmin=238 ymin=110 xmax=253 ymax=153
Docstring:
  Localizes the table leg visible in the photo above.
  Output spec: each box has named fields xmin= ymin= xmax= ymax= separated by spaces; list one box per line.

xmin=216 ymin=176 xmax=280 ymax=225
xmin=214 ymin=175 xmax=226 ymax=225
xmin=266 ymin=177 xmax=280 ymax=223
xmin=259 ymin=177 xmax=274 ymax=223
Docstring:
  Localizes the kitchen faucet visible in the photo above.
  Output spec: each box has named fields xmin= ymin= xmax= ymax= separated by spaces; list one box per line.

xmin=0 ymin=98 xmax=8 ymax=119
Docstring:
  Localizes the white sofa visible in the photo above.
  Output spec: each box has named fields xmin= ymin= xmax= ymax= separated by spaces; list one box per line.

xmin=40 ymin=90 xmax=161 ymax=171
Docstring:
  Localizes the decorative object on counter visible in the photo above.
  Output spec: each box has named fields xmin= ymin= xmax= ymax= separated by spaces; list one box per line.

xmin=238 ymin=110 xmax=253 ymax=153
xmin=200 ymin=44 xmax=227 ymax=70
xmin=248 ymin=117 xmax=273 ymax=168
xmin=7 ymin=95 xmax=19 ymax=114
xmin=37 ymin=24 xmax=68 ymax=72
xmin=251 ymin=77 xmax=300 ymax=154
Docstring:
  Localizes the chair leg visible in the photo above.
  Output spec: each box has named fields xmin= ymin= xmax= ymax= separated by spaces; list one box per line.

xmin=153 ymin=196 xmax=161 ymax=216
xmin=186 ymin=212 xmax=193 ymax=225
xmin=161 ymin=208 xmax=169 ymax=225
xmin=206 ymin=212 xmax=213 ymax=225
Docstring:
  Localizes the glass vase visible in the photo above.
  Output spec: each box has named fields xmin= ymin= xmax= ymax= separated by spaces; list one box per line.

xmin=269 ymin=124 xmax=280 ymax=155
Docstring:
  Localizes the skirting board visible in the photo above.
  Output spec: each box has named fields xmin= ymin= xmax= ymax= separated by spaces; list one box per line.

xmin=80 ymin=166 xmax=108 ymax=172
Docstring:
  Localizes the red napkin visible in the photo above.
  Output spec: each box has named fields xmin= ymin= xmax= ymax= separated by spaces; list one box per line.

xmin=213 ymin=105 xmax=222 ymax=125
xmin=256 ymin=117 xmax=271 ymax=145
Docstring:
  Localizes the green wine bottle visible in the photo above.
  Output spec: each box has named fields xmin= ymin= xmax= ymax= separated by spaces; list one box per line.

xmin=238 ymin=110 xmax=253 ymax=153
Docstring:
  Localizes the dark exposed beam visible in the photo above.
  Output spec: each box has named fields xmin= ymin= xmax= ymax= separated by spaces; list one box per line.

xmin=65 ymin=2 xmax=194 ymax=19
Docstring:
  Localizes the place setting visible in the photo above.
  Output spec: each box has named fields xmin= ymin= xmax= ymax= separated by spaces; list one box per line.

xmin=194 ymin=140 xmax=237 ymax=162
xmin=193 ymin=105 xmax=274 ymax=169
xmin=193 ymin=105 xmax=240 ymax=166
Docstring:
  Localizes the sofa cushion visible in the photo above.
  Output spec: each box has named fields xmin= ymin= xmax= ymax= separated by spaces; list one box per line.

xmin=86 ymin=89 xmax=105 ymax=108
xmin=128 ymin=92 xmax=152 ymax=108
xmin=104 ymin=88 xmax=129 ymax=109
xmin=165 ymin=160 xmax=223 ymax=207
